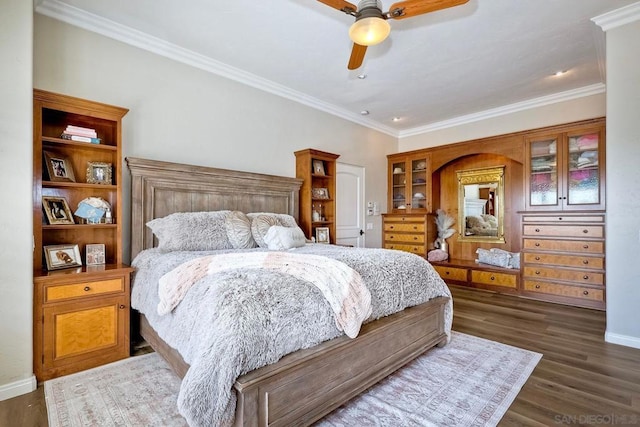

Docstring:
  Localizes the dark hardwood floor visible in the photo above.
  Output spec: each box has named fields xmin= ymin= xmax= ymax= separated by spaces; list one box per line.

xmin=2 ymin=286 xmax=639 ymax=426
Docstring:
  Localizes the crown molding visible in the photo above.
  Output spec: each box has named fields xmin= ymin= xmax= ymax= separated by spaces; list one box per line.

xmin=592 ymin=2 xmax=640 ymax=31
xmin=398 ymin=84 xmax=606 ymax=138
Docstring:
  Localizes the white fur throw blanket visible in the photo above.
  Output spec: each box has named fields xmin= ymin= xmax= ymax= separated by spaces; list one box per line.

xmin=131 ymin=244 xmax=452 ymax=427
xmin=158 ymin=252 xmax=372 ymax=338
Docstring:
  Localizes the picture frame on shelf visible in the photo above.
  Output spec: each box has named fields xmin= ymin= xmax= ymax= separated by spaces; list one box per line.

xmin=86 ymin=161 xmax=113 ymax=185
xmin=44 ymin=244 xmax=82 ymax=270
xmin=315 ymin=226 xmax=330 ymax=244
xmin=312 ymin=187 xmax=330 ymax=199
xmin=42 ymin=196 xmax=75 ymax=225
xmin=86 ymin=243 xmax=106 ymax=265
xmin=43 ymin=151 xmax=75 ymax=182
xmin=312 ymin=160 xmax=325 ymax=176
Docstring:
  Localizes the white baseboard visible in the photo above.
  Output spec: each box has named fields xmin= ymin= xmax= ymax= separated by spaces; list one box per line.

xmin=0 ymin=375 xmax=37 ymax=401
xmin=605 ymin=331 xmax=640 ymax=349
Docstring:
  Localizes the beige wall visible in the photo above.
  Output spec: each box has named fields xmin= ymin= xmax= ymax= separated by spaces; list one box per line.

xmin=0 ymin=0 xmax=36 ymax=400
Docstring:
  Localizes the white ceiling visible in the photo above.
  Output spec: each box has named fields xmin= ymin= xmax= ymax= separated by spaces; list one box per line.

xmin=35 ymin=0 xmax=638 ymax=137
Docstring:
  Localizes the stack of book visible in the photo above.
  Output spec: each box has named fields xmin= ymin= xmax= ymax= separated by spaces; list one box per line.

xmin=61 ymin=125 xmax=101 ymax=144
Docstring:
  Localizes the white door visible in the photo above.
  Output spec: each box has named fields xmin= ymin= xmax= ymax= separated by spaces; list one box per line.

xmin=336 ymin=163 xmax=365 ymax=247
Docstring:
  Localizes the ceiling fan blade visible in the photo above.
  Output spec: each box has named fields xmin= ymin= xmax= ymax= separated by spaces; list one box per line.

xmin=348 ymin=43 xmax=367 ymax=70
xmin=388 ymin=0 xmax=469 ymax=20
xmin=317 ymin=0 xmax=357 ymax=14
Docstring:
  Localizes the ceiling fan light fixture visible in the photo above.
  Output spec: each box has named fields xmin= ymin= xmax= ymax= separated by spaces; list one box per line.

xmin=349 ymin=0 xmax=390 ymax=46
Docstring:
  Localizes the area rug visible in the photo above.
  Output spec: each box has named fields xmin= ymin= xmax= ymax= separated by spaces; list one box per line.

xmin=45 ymin=332 xmax=541 ymax=427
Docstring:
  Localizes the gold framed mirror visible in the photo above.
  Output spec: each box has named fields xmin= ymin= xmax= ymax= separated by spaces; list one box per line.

xmin=457 ymin=166 xmax=505 ymax=243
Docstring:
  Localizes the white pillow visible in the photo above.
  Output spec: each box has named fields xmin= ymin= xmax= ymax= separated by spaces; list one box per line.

xmin=263 ymin=226 xmax=306 ymax=250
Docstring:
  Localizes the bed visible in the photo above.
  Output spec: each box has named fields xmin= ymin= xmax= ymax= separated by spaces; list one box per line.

xmin=126 ymin=157 xmax=452 ymax=427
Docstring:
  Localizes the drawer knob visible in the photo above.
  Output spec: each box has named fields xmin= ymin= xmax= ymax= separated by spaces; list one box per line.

xmin=583 ymin=245 xmax=589 ymax=249
xmin=535 ymin=271 xmax=541 ymax=275
xmin=535 ymin=228 xmax=540 ymax=232
xmin=84 ymin=286 xmax=91 ymax=292
xmin=535 ymin=243 xmax=540 ymax=247
xmin=119 ymin=304 xmax=126 ymax=309
xmin=389 ymin=225 xmax=394 ymax=229
xmin=583 ymin=229 xmax=589 ymax=234
xmin=583 ymin=291 xmax=589 ymax=296
xmin=535 ymin=284 xmax=541 ymax=289
xmin=413 ymin=237 xmax=418 ymax=240
xmin=583 ymin=260 xmax=589 ymax=265
xmin=445 ymin=271 xmax=450 ymax=275
xmin=558 ymin=217 xmax=563 ymax=220
xmin=413 ymin=226 xmax=417 ymax=230
xmin=389 ymin=236 xmax=394 ymax=239
xmin=490 ymin=276 xmax=495 ymax=281
xmin=583 ymin=275 xmax=589 ymax=280
xmin=535 ymin=256 xmax=540 ymax=261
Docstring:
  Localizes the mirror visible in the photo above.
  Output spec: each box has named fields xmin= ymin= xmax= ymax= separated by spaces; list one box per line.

xmin=457 ymin=166 xmax=505 ymax=243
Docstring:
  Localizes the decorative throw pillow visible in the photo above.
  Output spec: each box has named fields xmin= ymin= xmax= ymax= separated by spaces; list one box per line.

xmin=475 ymin=247 xmax=511 ymax=268
xmin=249 ymin=214 xmax=280 ymax=248
xmin=146 ymin=211 xmax=233 ymax=252
xmin=263 ymin=225 xmax=306 ymax=250
xmin=490 ymin=248 xmax=521 ymax=269
xmin=225 ymin=211 xmax=257 ymax=249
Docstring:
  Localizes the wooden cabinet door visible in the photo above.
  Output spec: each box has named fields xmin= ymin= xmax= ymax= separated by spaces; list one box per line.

xmin=388 ymin=153 xmax=430 ymax=213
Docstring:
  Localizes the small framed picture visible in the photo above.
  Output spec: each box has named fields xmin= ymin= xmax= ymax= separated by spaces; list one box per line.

xmin=86 ymin=244 xmax=106 ymax=265
xmin=312 ymin=187 xmax=330 ymax=199
xmin=312 ymin=160 xmax=326 ymax=176
xmin=86 ymin=162 xmax=113 ymax=185
xmin=315 ymin=227 xmax=330 ymax=244
xmin=43 ymin=151 xmax=75 ymax=182
xmin=42 ymin=196 xmax=75 ymax=225
xmin=44 ymin=244 xmax=82 ymax=270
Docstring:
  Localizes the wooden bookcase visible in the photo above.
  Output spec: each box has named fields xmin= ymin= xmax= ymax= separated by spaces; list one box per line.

xmin=33 ymin=89 xmax=133 ymax=381
xmin=295 ymin=149 xmax=340 ymax=244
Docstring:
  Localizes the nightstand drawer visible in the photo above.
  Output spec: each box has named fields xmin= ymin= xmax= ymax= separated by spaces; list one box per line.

xmin=46 ymin=278 xmax=124 ymax=302
xmin=524 ymin=280 xmax=604 ymax=301
xmin=384 ymin=243 xmax=425 ymax=255
xmin=523 ymin=266 xmax=603 ymax=285
xmin=523 ymin=253 xmax=604 ymax=269
xmin=523 ymin=239 xmax=603 ymax=254
xmin=384 ymin=232 xmax=425 ymax=243
xmin=523 ymin=224 xmax=603 ymax=238
xmin=384 ymin=223 xmax=425 ymax=232
xmin=471 ymin=270 xmax=517 ymax=288
xmin=433 ymin=265 xmax=467 ymax=282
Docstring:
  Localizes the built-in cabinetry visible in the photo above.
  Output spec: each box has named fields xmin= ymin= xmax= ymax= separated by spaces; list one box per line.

xmin=33 ymin=90 xmax=132 ymax=381
xmin=431 ymin=259 xmax=519 ymax=293
xmin=295 ymin=149 xmax=339 ymax=244
xmin=387 ymin=152 xmax=431 ymax=213
xmin=382 ymin=214 xmax=431 ymax=257
xmin=521 ymin=213 xmax=605 ymax=310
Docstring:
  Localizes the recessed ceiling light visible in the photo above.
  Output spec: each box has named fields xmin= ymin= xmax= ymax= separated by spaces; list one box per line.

xmin=357 ymin=74 xmax=367 ymax=79
xmin=392 ymin=117 xmax=401 ymax=122
xmin=553 ymin=70 xmax=567 ymax=76
xmin=360 ymin=110 xmax=370 ymax=115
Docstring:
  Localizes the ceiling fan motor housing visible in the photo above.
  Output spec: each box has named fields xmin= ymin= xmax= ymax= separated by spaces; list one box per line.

xmin=356 ymin=0 xmax=385 ymax=18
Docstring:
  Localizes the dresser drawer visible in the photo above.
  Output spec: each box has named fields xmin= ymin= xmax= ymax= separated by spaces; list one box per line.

xmin=523 ymin=266 xmax=603 ymax=285
xmin=384 ymin=243 xmax=425 ymax=255
xmin=384 ymin=232 xmax=425 ymax=244
xmin=524 ymin=280 xmax=604 ymax=302
xmin=522 ymin=215 xmax=604 ymax=223
xmin=433 ymin=265 xmax=468 ymax=282
xmin=384 ymin=223 xmax=425 ymax=233
xmin=523 ymin=253 xmax=604 ymax=269
xmin=471 ymin=270 xmax=517 ymax=288
xmin=523 ymin=239 xmax=604 ymax=254
xmin=45 ymin=278 xmax=124 ymax=303
xmin=523 ymin=224 xmax=603 ymax=238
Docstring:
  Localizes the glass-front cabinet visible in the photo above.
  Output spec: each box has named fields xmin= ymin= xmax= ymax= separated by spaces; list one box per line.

xmin=388 ymin=152 xmax=431 ymax=213
xmin=525 ymin=121 xmax=605 ymax=211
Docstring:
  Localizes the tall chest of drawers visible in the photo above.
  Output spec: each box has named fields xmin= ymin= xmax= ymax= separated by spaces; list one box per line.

xmin=382 ymin=214 xmax=430 ymax=257
xmin=521 ymin=213 xmax=605 ymax=309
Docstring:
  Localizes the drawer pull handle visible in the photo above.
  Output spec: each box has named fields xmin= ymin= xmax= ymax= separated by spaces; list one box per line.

xmin=389 ymin=236 xmax=394 ymax=239
xmin=583 ymin=291 xmax=589 ymax=296
xmin=535 ymin=271 xmax=540 ymax=275
xmin=84 ymin=286 xmax=91 ymax=292
xmin=445 ymin=271 xmax=450 ymax=275
xmin=413 ymin=237 xmax=418 ymax=240
xmin=119 ymin=304 xmax=126 ymax=309
xmin=535 ymin=228 xmax=540 ymax=232
xmin=583 ymin=229 xmax=589 ymax=234
xmin=535 ymin=256 xmax=540 ymax=261
xmin=389 ymin=225 xmax=394 ymax=229
xmin=490 ymin=276 xmax=495 ymax=281
xmin=413 ymin=226 xmax=418 ymax=230
xmin=535 ymin=243 xmax=540 ymax=247
xmin=558 ymin=217 xmax=563 ymax=220
xmin=583 ymin=260 xmax=589 ymax=265
xmin=535 ymin=284 xmax=541 ymax=289
xmin=583 ymin=245 xmax=589 ymax=249
xmin=583 ymin=275 xmax=589 ymax=280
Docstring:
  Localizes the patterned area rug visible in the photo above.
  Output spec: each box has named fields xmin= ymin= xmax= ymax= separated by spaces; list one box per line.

xmin=45 ymin=332 xmax=541 ymax=427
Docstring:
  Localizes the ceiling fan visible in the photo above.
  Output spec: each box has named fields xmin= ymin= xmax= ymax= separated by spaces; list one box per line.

xmin=318 ymin=0 xmax=469 ymax=69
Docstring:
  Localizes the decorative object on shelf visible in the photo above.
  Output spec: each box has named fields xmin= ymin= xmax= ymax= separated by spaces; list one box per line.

xmin=415 ymin=161 xmax=426 ymax=170
xmin=312 ymin=187 xmax=330 ymax=199
xmin=75 ymin=197 xmax=112 ymax=224
xmin=86 ymin=161 xmax=113 ymax=185
xmin=44 ymin=244 xmax=82 ymax=270
xmin=42 ymin=196 xmax=75 ymax=225
xmin=61 ymin=125 xmax=101 ymax=144
xmin=312 ymin=204 xmax=321 ymax=222
xmin=315 ymin=226 xmax=330 ymax=244
xmin=434 ymin=208 xmax=455 ymax=255
xmin=43 ymin=151 xmax=75 ymax=182
xmin=86 ymin=243 xmax=106 ymax=265
xmin=312 ymin=159 xmax=326 ymax=175
xmin=393 ymin=167 xmax=403 ymax=174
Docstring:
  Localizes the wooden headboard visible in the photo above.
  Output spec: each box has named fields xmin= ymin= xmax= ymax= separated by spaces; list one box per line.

xmin=126 ymin=157 xmax=302 ymax=259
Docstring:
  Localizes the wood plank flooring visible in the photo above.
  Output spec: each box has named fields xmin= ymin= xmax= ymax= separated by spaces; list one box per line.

xmin=2 ymin=286 xmax=639 ymax=426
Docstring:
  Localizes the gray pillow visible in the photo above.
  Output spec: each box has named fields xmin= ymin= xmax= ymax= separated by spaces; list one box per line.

xmin=146 ymin=211 xmax=233 ymax=252
xmin=225 ymin=211 xmax=257 ymax=249
xmin=475 ymin=247 xmax=511 ymax=269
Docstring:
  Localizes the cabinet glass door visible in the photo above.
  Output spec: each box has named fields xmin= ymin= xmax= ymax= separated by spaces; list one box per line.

xmin=529 ymin=138 xmax=559 ymax=208
xmin=391 ymin=161 xmax=407 ymax=211
xmin=566 ymin=132 xmax=600 ymax=206
xmin=410 ymin=158 xmax=428 ymax=210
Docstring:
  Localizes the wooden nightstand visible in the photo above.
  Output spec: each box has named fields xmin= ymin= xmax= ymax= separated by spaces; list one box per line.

xmin=33 ymin=265 xmax=133 ymax=382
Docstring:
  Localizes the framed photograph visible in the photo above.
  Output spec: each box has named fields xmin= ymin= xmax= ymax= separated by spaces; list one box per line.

xmin=86 ymin=243 xmax=106 ymax=265
xmin=42 ymin=196 xmax=75 ymax=225
xmin=312 ymin=160 xmax=325 ymax=176
xmin=315 ymin=227 xmax=330 ymax=244
xmin=86 ymin=162 xmax=113 ymax=185
xmin=43 ymin=151 xmax=75 ymax=182
xmin=44 ymin=244 xmax=82 ymax=270
xmin=312 ymin=187 xmax=330 ymax=199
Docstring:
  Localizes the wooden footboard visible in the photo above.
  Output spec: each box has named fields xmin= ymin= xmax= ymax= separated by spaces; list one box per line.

xmin=139 ymin=296 xmax=449 ymax=427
